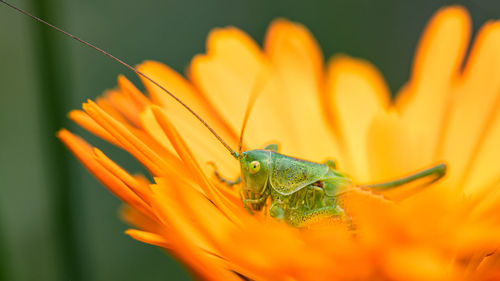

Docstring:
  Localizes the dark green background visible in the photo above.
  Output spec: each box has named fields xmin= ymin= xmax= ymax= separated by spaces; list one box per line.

xmin=0 ymin=0 xmax=498 ymax=280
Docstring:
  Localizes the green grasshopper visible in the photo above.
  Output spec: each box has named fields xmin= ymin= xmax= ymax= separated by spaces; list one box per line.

xmin=215 ymin=137 xmax=445 ymax=226
xmin=2 ymin=0 xmax=447 ymax=227
xmin=222 ymin=147 xmax=445 ymax=227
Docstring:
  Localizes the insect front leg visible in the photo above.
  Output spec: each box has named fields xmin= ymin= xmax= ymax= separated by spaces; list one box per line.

xmin=215 ymin=172 xmax=241 ymax=187
xmin=209 ymin=162 xmax=241 ymax=187
xmin=239 ymin=188 xmax=269 ymax=214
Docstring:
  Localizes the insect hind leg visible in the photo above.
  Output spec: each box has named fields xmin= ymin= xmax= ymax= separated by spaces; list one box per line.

xmin=359 ymin=163 xmax=447 ymax=191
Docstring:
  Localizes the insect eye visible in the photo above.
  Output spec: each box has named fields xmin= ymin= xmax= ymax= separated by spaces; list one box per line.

xmin=249 ymin=161 xmax=261 ymax=174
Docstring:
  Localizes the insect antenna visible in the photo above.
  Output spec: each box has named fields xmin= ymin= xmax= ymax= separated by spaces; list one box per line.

xmin=1 ymin=0 xmax=240 ymax=159
xmin=238 ymin=67 xmax=270 ymax=155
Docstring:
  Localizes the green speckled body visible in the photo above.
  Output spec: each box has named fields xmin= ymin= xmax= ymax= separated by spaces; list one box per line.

xmin=239 ymin=149 xmax=353 ymax=226
xmin=268 ymin=168 xmax=352 ymax=226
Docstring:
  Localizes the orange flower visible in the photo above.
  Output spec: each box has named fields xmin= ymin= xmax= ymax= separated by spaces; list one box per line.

xmin=59 ymin=6 xmax=500 ymax=280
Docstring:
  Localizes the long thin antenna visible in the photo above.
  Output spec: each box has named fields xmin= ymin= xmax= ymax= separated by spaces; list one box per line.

xmin=238 ymin=68 xmax=269 ymax=155
xmin=0 ymin=0 xmax=239 ymax=159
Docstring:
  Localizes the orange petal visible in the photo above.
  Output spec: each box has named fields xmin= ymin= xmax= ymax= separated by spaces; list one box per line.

xmin=93 ymin=148 xmax=152 ymax=206
xmin=452 ymin=224 xmax=500 ymax=254
xmin=342 ymin=188 xmax=395 ymax=246
xmin=137 ymin=61 xmax=235 ymax=141
xmin=95 ymin=94 xmax=129 ymax=125
xmin=397 ymin=6 xmax=471 ymax=168
xmin=154 ymin=177 xmax=237 ymax=250
xmin=117 ymin=75 xmax=149 ymax=109
xmin=68 ymin=109 xmax=120 ymax=147
xmin=190 ymin=27 xmax=265 ymax=135
xmin=83 ymin=100 xmax=172 ymax=176
xmin=264 ymin=19 xmax=339 ymax=161
xmin=137 ymin=61 xmax=239 ymax=176
xmin=463 ymin=105 xmax=500 ymax=194
xmin=150 ymin=178 xmax=250 ymax=281
xmin=147 ymin=179 xmax=216 ymax=253
xmin=365 ymin=110 xmax=424 ymax=181
xmin=189 ymin=27 xmax=295 ymax=154
xmin=383 ymin=247 xmax=453 ymax=281
xmin=144 ymin=102 xmax=239 ymax=178
xmin=120 ymin=205 xmax=164 ymax=235
xmin=439 ymin=21 xmax=500 ymax=192
xmin=468 ymin=178 xmax=500 ymax=222
xmin=57 ymin=130 xmax=154 ymax=218
xmin=126 ymin=227 xmax=239 ymax=281
xmin=125 ymin=229 xmax=171 ymax=248
xmin=325 ymin=55 xmax=390 ymax=181
xmin=92 ymin=94 xmax=173 ymax=156
xmin=104 ymin=90 xmax=143 ymax=128
xmin=151 ymin=106 xmax=245 ymax=224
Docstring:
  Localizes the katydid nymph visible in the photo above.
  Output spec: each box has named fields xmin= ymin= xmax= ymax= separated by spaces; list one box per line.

xmin=222 ymin=147 xmax=445 ymax=227
xmin=1 ymin=0 xmax=447 ymax=227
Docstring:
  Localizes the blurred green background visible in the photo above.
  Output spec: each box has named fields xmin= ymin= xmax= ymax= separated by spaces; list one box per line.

xmin=0 ymin=0 xmax=498 ymax=280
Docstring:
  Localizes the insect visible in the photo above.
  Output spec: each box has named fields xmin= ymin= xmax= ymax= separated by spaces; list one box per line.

xmin=222 ymin=146 xmax=445 ymax=226
xmin=2 ymin=0 xmax=447 ymax=227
